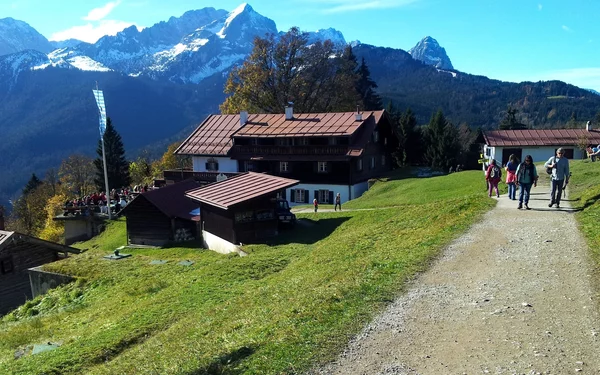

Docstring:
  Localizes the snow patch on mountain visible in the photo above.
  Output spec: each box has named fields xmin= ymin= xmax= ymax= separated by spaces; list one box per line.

xmin=217 ymin=3 xmax=249 ymax=38
xmin=307 ymin=28 xmax=346 ymax=46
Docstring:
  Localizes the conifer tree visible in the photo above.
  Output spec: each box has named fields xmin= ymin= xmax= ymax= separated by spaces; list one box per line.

xmin=94 ymin=117 xmax=131 ymax=191
xmin=423 ymin=110 xmax=461 ymax=169
xmin=356 ymin=57 xmax=382 ymax=110
xmin=398 ymin=108 xmax=420 ymax=166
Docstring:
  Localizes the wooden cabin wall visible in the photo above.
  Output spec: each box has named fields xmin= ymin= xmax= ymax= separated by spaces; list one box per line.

xmin=0 ymin=241 xmax=60 ymax=315
xmin=125 ymin=197 xmax=172 ymax=246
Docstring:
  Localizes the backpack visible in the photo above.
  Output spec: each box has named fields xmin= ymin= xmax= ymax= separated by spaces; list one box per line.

xmin=489 ymin=165 xmax=500 ymax=179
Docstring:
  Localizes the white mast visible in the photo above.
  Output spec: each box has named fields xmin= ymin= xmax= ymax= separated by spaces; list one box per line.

xmin=92 ymin=83 xmax=112 ymax=220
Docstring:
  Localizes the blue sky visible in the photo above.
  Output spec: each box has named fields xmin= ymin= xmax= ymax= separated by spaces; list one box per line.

xmin=3 ymin=0 xmax=600 ymax=91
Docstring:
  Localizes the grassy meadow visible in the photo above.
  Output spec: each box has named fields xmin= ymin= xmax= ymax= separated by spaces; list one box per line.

xmin=564 ymin=159 xmax=600 ymax=271
xmin=0 ymin=171 xmax=495 ymax=374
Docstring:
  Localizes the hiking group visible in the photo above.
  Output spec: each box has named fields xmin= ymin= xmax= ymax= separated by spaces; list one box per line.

xmin=485 ymin=148 xmax=570 ymax=210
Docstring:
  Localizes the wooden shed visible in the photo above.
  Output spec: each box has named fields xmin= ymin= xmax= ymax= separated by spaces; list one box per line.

xmin=120 ymin=180 xmax=201 ymax=246
xmin=186 ymin=172 xmax=299 ymax=253
xmin=0 ymin=230 xmax=80 ymax=316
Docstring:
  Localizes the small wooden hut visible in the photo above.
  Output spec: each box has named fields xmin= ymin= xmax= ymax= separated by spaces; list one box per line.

xmin=120 ymin=180 xmax=201 ymax=246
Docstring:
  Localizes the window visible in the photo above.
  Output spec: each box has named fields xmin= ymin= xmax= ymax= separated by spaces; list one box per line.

xmin=0 ymin=257 xmax=14 ymax=275
xmin=205 ymin=158 xmax=219 ymax=171
xmin=251 ymin=138 xmax=259 ymax=146
xmin=280 ymin=161 xmax=289 ymax=173
xmin=318 ymin=161 xmax=328 ymax=173
xmin=295 ymin=189 xmax=306 ymax=203
xmin=328 ymin=137 xmax=337 ymax=145
xmin=295 ymin=138 xmax=308 ymax=146
xmin=318 ymin=190 xmax=331 ymax=203
xmin=384 ymin=137 xmax=388 ymax=145
xmin=370 ymin=156 xmax=375 ymax=169
xmin=485 ymin=148 xmax=491 ymax=157
xmin=276 ymin=138 xmax=292 ymax=146
xmin=373 ymin=130 xmax=379 ymax=143
xmin=356 ymin=158 xmax=363 ymax=171
xmin=381 ymin=155 xmax=386 ymax=166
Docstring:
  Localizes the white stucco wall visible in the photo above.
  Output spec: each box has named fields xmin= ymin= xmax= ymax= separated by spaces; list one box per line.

xmin=484 ymin=145 xmax=585 ymax=167
xmin=202 ymin=230 xmax=241 ymax=255
xmin=192 ymin=156 xmax=238 ymax=172
xmin=285 ymin=181 xmax=369 ymax=206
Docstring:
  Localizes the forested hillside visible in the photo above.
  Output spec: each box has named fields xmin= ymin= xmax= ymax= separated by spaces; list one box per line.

xmin=354 ymin=44 xmax=600 ymax=128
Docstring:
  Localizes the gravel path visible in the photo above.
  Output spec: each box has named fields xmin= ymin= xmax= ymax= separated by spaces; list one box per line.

xmin=310 ymin=181 xmax=600 ymax=374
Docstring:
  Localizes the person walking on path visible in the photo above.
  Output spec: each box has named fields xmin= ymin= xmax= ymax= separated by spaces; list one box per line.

xmin=505 ymin=154 xmax=519 ymax=200
xmin=334 ymin=193 xmax=342 ymax=211
xmin=485 ymin=159 xmax=502 ymax=198
xmin=313 ymin=198 xmax=319 ymax=213
xmin=515 ymin=154 xmax=538 ymax=210
xmin=544 ymin=147 xmax=570 ymax=208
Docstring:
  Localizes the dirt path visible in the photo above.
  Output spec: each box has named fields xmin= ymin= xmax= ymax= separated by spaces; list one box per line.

xmin=310 ymin=182 xmax=600 ymax=374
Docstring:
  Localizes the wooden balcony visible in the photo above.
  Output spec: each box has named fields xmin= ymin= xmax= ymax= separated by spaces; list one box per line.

xmin=163 ymin=170 xmax=240 ymax=184
xmin=231 ymin=145 xmax=349 ymax=156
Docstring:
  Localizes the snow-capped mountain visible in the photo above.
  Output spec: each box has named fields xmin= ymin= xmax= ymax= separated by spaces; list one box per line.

xmin=408 ymin=36 xmax=454 ymax=70
xmin=306 ymin=28 xmax=346 ymax=47
xmin=0 ymin=18 xmax=53 ymax=56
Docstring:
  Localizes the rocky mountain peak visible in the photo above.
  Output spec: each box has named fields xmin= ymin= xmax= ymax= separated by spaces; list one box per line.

xmin=408 ymin=36 xmax=453 ymax=70
xmin=0 ymin=17 xmax=53 ymax=56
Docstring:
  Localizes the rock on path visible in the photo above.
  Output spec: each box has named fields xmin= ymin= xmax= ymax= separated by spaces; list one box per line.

xmin=310 ymin=183 xmax=600 ymax=374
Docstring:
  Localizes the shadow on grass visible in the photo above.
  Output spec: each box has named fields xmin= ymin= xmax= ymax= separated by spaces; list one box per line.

xmin=265 ymin=217 xmax=351 ymax=246
xmin=186 ymin=345 xmax=256 ymax=375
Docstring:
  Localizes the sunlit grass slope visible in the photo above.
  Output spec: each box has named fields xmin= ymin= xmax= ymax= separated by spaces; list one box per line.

xmin=564 ymin=159 xmax=600 ymax=269
xmin=0 ymin=171 xmax=494 ymax=375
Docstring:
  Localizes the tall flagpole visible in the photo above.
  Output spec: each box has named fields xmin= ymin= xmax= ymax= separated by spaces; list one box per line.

xmin=93 ymin=83 xmax=111 ymax=220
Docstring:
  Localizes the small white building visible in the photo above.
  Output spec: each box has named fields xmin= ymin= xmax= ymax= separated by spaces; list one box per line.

xmin=483 ymin=125 xmax=600 ymax=166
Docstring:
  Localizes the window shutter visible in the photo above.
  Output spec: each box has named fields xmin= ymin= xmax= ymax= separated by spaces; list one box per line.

xmin=314 ymin=190 xmax=318 ymax=201
xmin=305 ymin=191 xmax=309 ymax=203
xmin=205 ymin=162 xmax=209 ymax=170
xmin=290 ymin=189 xmax=296 ymax=203
xmin=281 ymin=189 xmax=287 ymax=200
xmin=329 ymin=191 xmax=334 ymax=204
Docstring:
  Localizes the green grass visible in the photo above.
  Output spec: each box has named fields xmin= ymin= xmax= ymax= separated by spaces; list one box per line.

xmin=562 ymin=159 xmax=600 ymax=271
xmin=0 ymin=171 xmax=495 ymax=375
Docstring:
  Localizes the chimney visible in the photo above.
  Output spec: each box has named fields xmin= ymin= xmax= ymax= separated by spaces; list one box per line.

xmin=586 ymin=120 xmax=592 ymax=131
xmin=285 ymin=102 xmax=294 ymax=120
xmin=355 ymin=105 xmax=362 ymax=121
xmin=240 ymin=111 xmax=248 ymax=126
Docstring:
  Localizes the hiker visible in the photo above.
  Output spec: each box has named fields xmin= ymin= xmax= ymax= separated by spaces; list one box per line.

xmin=505 ymin=154 xmax=519 ymax=200
xmin=334 ymin=193 xmax=342 ymax=211
xmin=485 ymin=159 xmax=502 ymax=198
xmin=515 ymin=155 xmax=538 ymax=210
xmin=544 ymin=148 xmax=570 ymax=208
xmin=313 ymin=198 xmax=319 ymax=213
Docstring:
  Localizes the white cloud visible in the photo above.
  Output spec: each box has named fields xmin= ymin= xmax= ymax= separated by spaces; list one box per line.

xmin=316 ymin=0 xmax=419 ymax=14
xmin=50 ymin=20 xmax=140 ymax=43
xmin=83 ymin=0 xmax=122 ymax=21
xmin=562 ymin=25 xmax=572 ymax=32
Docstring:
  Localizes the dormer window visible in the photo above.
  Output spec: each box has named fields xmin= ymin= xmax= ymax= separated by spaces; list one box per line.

xmin=205 ymin=158 xmax=219 ymax=171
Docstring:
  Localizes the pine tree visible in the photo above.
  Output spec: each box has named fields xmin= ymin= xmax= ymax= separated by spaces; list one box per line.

xmin=398 ymin=108 xmax=420 ymax=166
xmin=499 ymin=106 xmax=527 ymax=130
xmin=22 ymin=173 xmax=42 ymax=196
xmin=356 ymin=57 xmax=382 ymax=110
xmin=423 ymin=110 xmax=461 ymax=169
xmin=94 ymin=117 xmax=131 ymax=191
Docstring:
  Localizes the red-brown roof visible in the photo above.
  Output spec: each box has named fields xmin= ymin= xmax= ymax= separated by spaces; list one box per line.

xmin=0 ymin=230 xmax=80 ymax=253
xmin=232 ymin=111 xmax=384 ymax=138
xmin=175 ymin=114 xmax=242 ymax=156
xmin=484 ymin=129 xmax=600 ymax=147
xmin=176 ymin=111 xmax=386 ymax=156
xmin=121 ymin=179 xmax=201 ymax=221
xmin=185 ymin=172 xmax=299 ymax=210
